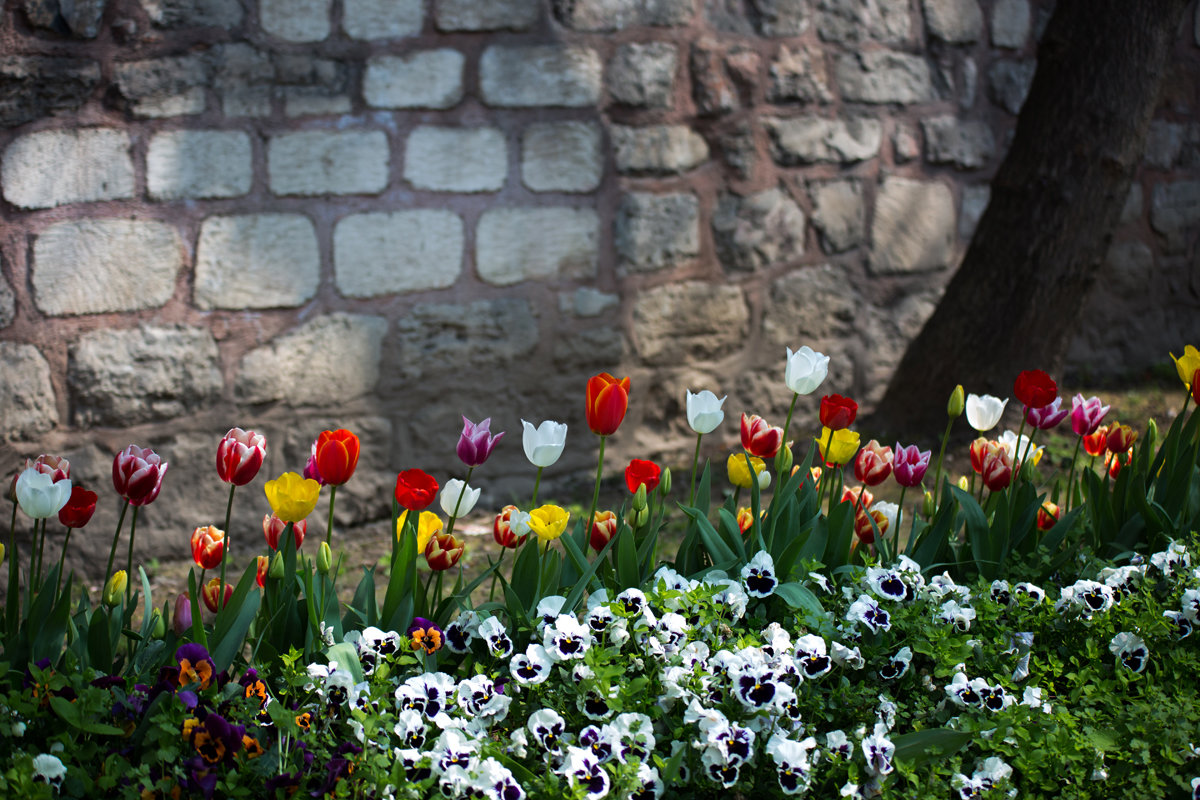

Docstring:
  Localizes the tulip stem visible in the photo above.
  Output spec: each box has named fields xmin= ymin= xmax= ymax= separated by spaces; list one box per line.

xmin=531 ymin=467 xmax=544 ymax=508
xmin=781 ymin=392 xmax=800 ymax=448
xmin=488 ymin=547 xmax=507 ymax=603
xmin=932 ymin=417 xmax=955 ymax=508
xmin=446 ymin=468 xmax=473 ymax=541
xmin=894 ymin=486 xmax=908 ymax=559
xmin=325 ymin=485 xmax=338 ymax=547
xmin=817 ymin=428 xmax=834 ymax=508
xmin=56 ymin=527 xmax=73 ymax=598
xmin=103 ymin=499 xmax=130 ymax=590
xmin=34 ymin=518 xmax=47 ymax=588
xmin=586 ymin=437 xmax=607 ymax=538
xmin=8 ymin=501 xmax=17 ymax=600
xmin=125 ymin=506 xmax=140 ymax=607
xmin=1065 ymin=436 xmax=1084 ymax=512
xmin=220 ymin=484 xmax=236 ymax=603
xmin=688 ymin=433 xmax=703 ymax=507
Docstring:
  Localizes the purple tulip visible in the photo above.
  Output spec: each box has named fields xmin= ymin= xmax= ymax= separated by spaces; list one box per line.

xmin=1025 ymin=397 xmax=1070 ymax=430
xmin=456 ymin=416 xmax=505 ymax=468
xmin=1070 ymin=394 xmax=1111 ymax=436
xmin=173 ymin=593 xmax=193 ymax=637
xmin=302 ymin=440 xmax=327 ymax=486
xmin=892 ymin=443 xmax=932 ymax=488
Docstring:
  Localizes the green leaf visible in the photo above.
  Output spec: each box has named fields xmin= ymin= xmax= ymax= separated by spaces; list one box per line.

xmin=892 ymin=727 xmax=973 ymax=767
xmin=615 ymin=525 xmax=640 ymax=590
xmin=87 ymin=607 xmax=112 ymax=672
xmin=49 ymin=695 xmax=124 ymax=736
xmin=324 ymin=642 xmax=364 ymax=684
xmin=210 ymin=565 xmax=261 ymax=673
xmin=678 ymin=504 xmax=735 ymax=565
xmin=344 ymin=567 xmax=377 ymax=631
xmin=773 ymin=582 xmax=825 ymax=621
xmin=951 ymin=486 xmax=993 ymax=578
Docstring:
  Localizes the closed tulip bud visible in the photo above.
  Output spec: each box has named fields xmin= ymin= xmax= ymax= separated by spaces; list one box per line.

xmin=632 ymin=506 xmax=649 ymax=528
xmin=1145 ymin=418 xmax=1158 ymax=455
xmin=1037 ymin=501 xmax=1060 ymax=532
xmin=150 ymin=610 xmax=165 ymax=639
xmin=947 ymin=385 xmax=965 ymax=418
xmin=590 ymin=510 xmax=619 ymax=552
xmin=173 ymin=592 xmax=192 ymax=636
xmin=202 ymin=577 xmax=232 ymax=613
xmin=0 ymin=542 xmax=5 ymax=565
xmin=957 ymin=475 xmax=969 ymax=491
xmin=1106 ymin=422 xmax=1137 ymax=454
xmin=103 ymin=570 xmax=127 ymax=607
xmin=632 ymin=483 xmax=648 ymax=511
xmin=774 ymin=446 xmax=794 ymax=475
xmin=317 ymin=541 xmax=333 ymax=574
xmin=660 ymin=467 xmax=672 ymax=495
xmin=424 ymin=531 xmax=465 ymax=571
xmin=269 ymin=551 xmax=285 ymax=579
xmin=922 ymin=490 xmax=935 ymax=518
xmin=255 ymin=555 xmax=269 ymax=589
xmin=626 ymin=507 xmax=639 ymax=528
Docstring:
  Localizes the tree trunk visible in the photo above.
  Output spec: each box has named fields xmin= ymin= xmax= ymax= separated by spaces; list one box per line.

xmin=874 ymin=0 xmax=1189 ymax=438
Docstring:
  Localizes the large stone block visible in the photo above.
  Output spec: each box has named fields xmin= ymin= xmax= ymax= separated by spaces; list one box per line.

xmin=521 ymin=121 xmax=603 ymax=193
xmin=343 ymin=0 xmax=422 ymax=38
xmin=553 ymin=0 xmax=693 ymax=30
xmin=921 ymin=116 xmax=995 ymax=169
xmin=560 ymin=287 xmax=620 ymax=318
xmin=1150 ymin=180 xmax=1200 ymax=254
xmin=364 ymin=51 xmax=464 ymax=109
xmin=815 ymin=0 xmax=910 ymax=43
xmin=477 ymin=207 xmax=600 ymax=286
xmin=334 ymin=211 xmax=464 ymax=297
xmin=394 ymin=299 xmax=539 ymax=381
xmin=261 ymin=0 xmax=330 ymax=41
xmin=237 ymin=314 xmax=387 ymax=406
xmin=869 ymin=177 xmax=956 ymax=273
xmin=764 ymin=115 xmax=882 ymax=164
xmin=0 ymin=56 xmax=100 ymax=129
xmin=141 ymin=0 xmax=243 ymax=27
xmin=268 ymin=131 xmax=389 ymax=196
xmin=209 ymin=43 xmax=274 ymax=118
xmin=836 ymin=51 xmax=935 ymax=104
xmin=195 ymin=214 xmax=320 ymax=310
xmin=763 ymin=264 xmax=861 ymax=347
xmin=616 ymin=192 xmax=701 ymax=273
xmin=405 ymin=126 xmax=506 ymax=192
xmin=712 ymin=187 xmax=806 ymax=272
xmin=112 ymin=55 xmax=208 ymax=117
xmin=552 ymin=327 xmax=626 ymax=368
xmin=0 ymin=271 xmax=14 ymax=329
xmin=69 ymin=325 xmax=221 ymax=427
xmin=632 ymin=282 xmax=749 ymax=365
xmin=608 ymin=42 xmax=677 ymax=108
xmin=612 ymin=125 xmax=709 ymax=175
xmin=922 ymin=0 xmax=982 ymax=43
xmin=767 ymin=46 xmax=832 ymax=104
xmin=991 ymin=0 xmax=1030 ymax=48
xmin=480 ymin=46 xmax=602 ymax=107
xmin=2 ymin=129 xmax=133 ymax=209
xmin=147 ymin=130 xmax=252 ymax=199
xmin=809 ymin=179 xmax=864 ymax=253
xmin=690 ymin=39 xmax=737 ymax=116
xmin=33 ymin=220 xmax=182 ymax=315
xmin=987 ymin=59 xmax=1035 ymax=114
xmin=750 ymin=0 xmax=809 ymax=36
xmin=0 ymin=343 xmax=58 ymax=440
xmin=436 ymin=0 xmax=540 ymax=30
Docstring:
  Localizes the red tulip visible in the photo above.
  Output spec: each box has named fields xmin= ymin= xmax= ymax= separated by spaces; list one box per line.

xmin=740 ymin=413 xmax=783 ymax=459
xmin=112 ymin=445 xmax=168 ymax=506
xmin=854 ymin=508 xmax=888 ymax=545
xmin=314 ymin=429 xmax=360 ymax=486
xmin=255 ymin=555 xmax=269 ymax=589
xmin=262 ymin=514 xmax=306 ymax=551
xmin=202 ymin=577 xmax=233 ymax=613
xmin=1036 ymin=501 xmax=1060 ymax=532
xmin=969 ymin=438 xmax=992 ymax=475
xmin=980 ymin=444 xmax=1013 ymax=492
xmin=425 ymin=531 xmax=464 ymax=571
xmin=215 ymin=428 xmax=266 ymax=486
xmin=624 ymin=459 xmax=662 ymax=494
xmin=1193 ymin=369 xmax=1200 ymax=404
xmin=1105 ymin=422 xmax=1137 ymax=454
xmin=190 ymin=525 xmax=225 ymax=570
xmin=1082 ymin=425 xmax=1109 ymax=458
xmin=1013 ymin=369 xmax=1057 ymax=410
xmin=394 ymin=469 xmax=439 ymax=511
xmin=819 ymin=395 xmax=858 ymax=431
xmin=590 ymin=510 xmax=618 ymax=552
xmin=585 ymin=373 xmax=631 ymax=436
xmin=1106 ymin=449 xmax=1132 ymax=479
xmin=842 ymin=485 xmax=873 ymax=510
xmin=58 ymin=486 xmax=98 ymax=529
xmin=493 ymin=505 xmax=529 ymax=549
xmin=853 ymin=440 xmax=893 ymax=486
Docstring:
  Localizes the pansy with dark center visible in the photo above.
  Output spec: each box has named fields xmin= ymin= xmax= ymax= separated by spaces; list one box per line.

xmin=866 ymin=568 xmax=907 ymax=601
xmin=444 ymin=618 xmax=476 ymax=653
xmin=879 ymin=646 xmax=912 ymax=680
xmin=1110 ymin=632 xmax=1149 ymax=673
xmin=407 ymin=617 xmax=444 ymax=655
xmin=578 ymin=689 xmax=613 ymax=721
xmin=979 ymin=684 xmax=1009 ymax=711
xmin=510 ymin=644 xmax=552 ymax=685
xmin=1164 ymin=610 xmax=1193 ymax=639
xmin=579 ymin=725 xmax=615 ymax=763
xmin=479 ymin=616 xmax=514 ymax=659
xmin=741 ymin=551 xmax=778 ymax=598
xmin=706 ymin=761 xmax=740 ymax=788
xmin=176 ymin=643 xmax=216 ymax=690
xmin=734 ymin=667 xmax=777 ymax=709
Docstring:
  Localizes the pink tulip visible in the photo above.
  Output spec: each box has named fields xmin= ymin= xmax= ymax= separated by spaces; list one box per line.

xmin=1069 ymin=394 xmax=1110 ymax=437
xmin=112 ymin=445 xmax=167 ymax=506
xmin=215 ymin=428 xmax=266 ymax=486
xmin=892 ymin=443 xmax=931 ymax=488
xmin=456 ymin=416 xmax=504 ymax=468
xmin=1025 ymin=397 xmax=1069 ymax=430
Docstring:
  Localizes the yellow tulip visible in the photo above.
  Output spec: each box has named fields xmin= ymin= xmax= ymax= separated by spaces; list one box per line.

xmin=817 ymin=427 xmax=860 ymax=467
xmin=1170 ymin=345 xmax=1200 ymax=390
xmin=264 ymin=472 xmax=321 ymax=523
xmin=103 ymin=570 xmax=127 ymax=607
xmin=397 ymin=510 xmax=444 ymax=553
xmin=528 ymin=504 xmax=570 ymax=542
xmin=727 ymin=453 xmax=769 ymax=489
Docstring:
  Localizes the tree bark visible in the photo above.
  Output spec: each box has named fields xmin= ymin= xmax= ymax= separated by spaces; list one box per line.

xmin=874 ymin=0 xmax=1189 ymax=438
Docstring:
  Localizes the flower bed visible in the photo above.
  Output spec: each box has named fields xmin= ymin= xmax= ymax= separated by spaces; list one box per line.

xmin=2 ymin=346 xmax=1200 ymax=799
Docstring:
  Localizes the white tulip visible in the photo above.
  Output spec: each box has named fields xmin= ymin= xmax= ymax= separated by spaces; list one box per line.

xmin=965 ymin=393 xmax=1008 ymax=433
xmin=440 ymin=479 xmax=480 ymax=519
xmin=521 ymin=419 xmax=568 ymax=468
xmin=15 ymin=468 xmax=71 ymax=520
xmin=685 ymin=390 xmax=726 ymax=435
xmin=785 ymin=346 xmax=830 ymax=395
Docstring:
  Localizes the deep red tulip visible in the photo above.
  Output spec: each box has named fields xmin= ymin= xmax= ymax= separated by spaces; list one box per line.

xmin=262 ymin=514 xmax=306 ymax=551
xmin=740 ymin=413 xmax=783 ymax=459
xmin=58 ymin=486 xmax=98 ymax=529
xmin=112 ymin=445 xmax=168 ymax=506
xmin=216 ymin=428 xmax=266 ymax=486
xmin=1105 ymin=422 xmax=1137 ymax=454
xmin=425 ymin=531 xmax=464 ymax=571
xmin=191 ymin=525 xmax=225 ymax=570
xmin=624 ymin=459 xmax=662 ymax=494
xmin=819 ymin=395 xmax=858 ymax=431
xmin=314 ymin=429 xmax=360 ymax=486
xmin=395 ymin=469 xmax=439 ymax=511
xmin=585 ymin=373 xmax=630 ymax=436
xmin=1036 ymin=501 xmax=1060 ymax=532
xmin=1013 ymin=369 xmax=1057 ymax=410
xmin=202 ymin=577 xmax=233 ymax=613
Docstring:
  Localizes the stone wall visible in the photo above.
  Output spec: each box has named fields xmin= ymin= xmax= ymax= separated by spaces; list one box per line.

xmin=1 ymin=0 xmax=1198 ymax=578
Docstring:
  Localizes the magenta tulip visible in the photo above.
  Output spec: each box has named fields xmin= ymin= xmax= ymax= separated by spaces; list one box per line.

xmin=1025 ymin=397 xmax=1069 ymax=430
xmin=892 ymin=443 xmax=931 ymax=488
xmin=456 ymin=416 xmax=504 ymax=468
xmin=1069 ymin=394 xmax=1110 ymax=436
